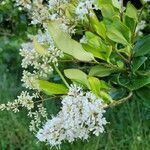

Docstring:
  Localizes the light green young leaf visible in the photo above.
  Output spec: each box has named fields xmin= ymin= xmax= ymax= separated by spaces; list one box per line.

xmin=64 ymin=69 xmax=90 ymax=88
xmin=89 ymin=13 xmax=106 ymax=39
xmin=126 ymin=2 xmax=138 ymax=22
xmin=100 ymin=4 xmax=116 ymax=20
xmin=82 ymin=32 xmax=112 ymax=62
xmin=107 ymin=18 xmax=132 ymax=45
xmin=38 ymin=80 xmax=68 ymax=95
xmin=33 ymin=38 xmax=46 ymax=55
xmin=88 ymin=76 xmax=113 ymax=103
xmin=89 ymin=65 xmax=115 ymax=77
xmin=47 ymin=21 xmax=94 ymax=62
xmin=88 ymin=76 xmax=101 ymax=96
xmin=112 ymin=0 xmax=121 ymax=10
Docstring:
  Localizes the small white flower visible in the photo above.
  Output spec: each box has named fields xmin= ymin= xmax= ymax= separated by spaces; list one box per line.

xmin=136 ymin=20 xmax=146 ymax=36
xmin=80 ymin=35 xmax=87 ymax=44
xmin=37 ymin=84 xmax=107 ymax=146
xmin=75 ymin=0 xmax=95 ymax=19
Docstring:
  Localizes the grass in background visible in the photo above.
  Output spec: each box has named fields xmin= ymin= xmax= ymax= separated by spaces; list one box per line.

xmin=0 ymin=72 xmax=149 ymax=150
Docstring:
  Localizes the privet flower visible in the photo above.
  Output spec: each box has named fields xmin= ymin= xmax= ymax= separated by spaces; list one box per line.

xmin=20 ymin=30 xmax=63 ymax=83
xmin=75 ymin=0 xmax=95 ymax=19
xmin=36 ymin=84 xmax=107 ymax=147
xmin=136 ymin=20 xmax=146 ymax=36
xmin=0 ymin=91 xmax=48 ymax=132
xmin=14 ymin=0 xmax=32 ymax=9
xmin=0 ymin=91 xmax=38 ymax=112
xmin=28 ymin=104 xmax=48 ymax=132
xmin=31 ymin=1 xmax=50 ymax=25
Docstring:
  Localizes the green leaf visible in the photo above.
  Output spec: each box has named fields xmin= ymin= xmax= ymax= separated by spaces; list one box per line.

xmin=33 ymin=38 xmax=46 ymax=55
xmin=47 ymin=21 xmax=94 ymax=62
xmin=89 ymin=65 xmax=115 ymax=77
xmin=99 ymin=4 xmax=116 ymax=20
xmin=82 ymin=32 xmax=112 ymax=62
xmin=99 ymin=91 xmax=113 ymax=103
xmin=64 ymin=69 xmax=90 ymax=88
xmin=117 ymin=75 xmax=150 ymax=91
xmin=124 ymin=15 xmax=136 ymax=32
xmin=126 ymin=2 xmax=138 ymax=22
xmin=132 ymin=56 xmax=147 ymax=72
xmin=88 ymin=76 xmax=111 ymax=91
xmin=88 ymin=76 xmax=113 ymax=103
xmin=134 ymin=35 xmax=150 ymax=57
xmin=112 ymin=0 xmax=121 ymax=10
xmin=88 ymin=76 xmax=101 ymax=96
xmin=110 ymin=88 xmax=127 ymax=100
xmin=38 ymin=80 xmax=68 ymax=95
xmin=89 ymin=14 xmax=106 ymax=39
xmin=107 ymin=18 xmax=131 ymax=45
xmin=136 ymin=87 xmax=150 ymax=108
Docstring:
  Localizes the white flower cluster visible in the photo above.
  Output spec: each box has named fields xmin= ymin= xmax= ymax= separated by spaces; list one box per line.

xmin=0 ymin=91 xmax=48 ymax=132
xmin=31 ymin=1 xmax=50 ymax=25
xmin=136 ymin=20 xmax=146 ymax=36
xmin=0 ymin=91 xmax=37 ymax=112
xmin=20 ymin=30 xmax=63 ymax=90
xmin=28 ymin=104 xmax=48 ymax=132
xmin=75 ymin=0 xmax=96 ymax=19
xmin=14 ymin=0 xmax=75 ymax=34
xmin=48 ymin=0 xmax=75 ymax=34
xmin=14 ymin=0 xmax=32 ymax=9
xmin=36 ymin=84 xmax=107 ymax=147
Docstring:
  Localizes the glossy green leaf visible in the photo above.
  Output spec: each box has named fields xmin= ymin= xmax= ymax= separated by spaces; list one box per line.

xmin=89 ymin=65 xmax=115 ymax=77
xmin=89 ymin=14 xmax=106 ymax=39
xmin=99 ymin=91 xmax=113 ymax=103
xmin=47 ymin=21 xmax=94 ymax=62
xmin=124 ymin=15 xmax=136 ymax=32
xmin=126 ymin=2 xmax=138 ymax=22
xmin=99 ymin=4 xmax=116 ymax=20
xmin=88 ymin=76 xmax=112 ymax=103
xmin=88 ymin=76 xmax=101 ymax=95
xmin=134 ymin=35 xmax=150 ymax=57
xmin=82 ymin=32 xmax=112 ymax=62
xmin=117 ymin=75 xmax=150 ymax=91
xmin=132 ymin=56 xmax=147 ymax=72
xmin=64 ymin=69 xmax=90 ymax=88
xmin=38 ymin=80 xmax=68 ymax=95
xmin=107 ymin=18 xmax=131 ymax=45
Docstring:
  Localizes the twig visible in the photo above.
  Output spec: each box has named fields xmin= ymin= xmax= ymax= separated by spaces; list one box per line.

xmin=53 ymin=64 xmax=70 ymax=88
xmin=104 ymin=92 xmax=133 ymax=108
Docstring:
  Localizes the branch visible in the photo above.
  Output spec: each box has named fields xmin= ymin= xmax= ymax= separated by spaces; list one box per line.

xmin=104 ymin=92 xmax=133 ymax=108
xmin=53 ymin=64 xmax=70 ymax=88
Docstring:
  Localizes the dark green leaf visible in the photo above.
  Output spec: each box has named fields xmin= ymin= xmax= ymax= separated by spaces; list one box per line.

xmin=134 ymin=35 xmax=150 ymax=57
xmin=136 ymin=87 xmax=150 ymax=108
xmin=132 ymin=56 xmax=147 ymax=72
xmin=117 ymin=75 xmax=150 ymax=91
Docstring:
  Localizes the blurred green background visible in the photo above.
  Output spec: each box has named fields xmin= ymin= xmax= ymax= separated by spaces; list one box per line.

xmin=0 ymin=1 xmax=149 ymax=150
